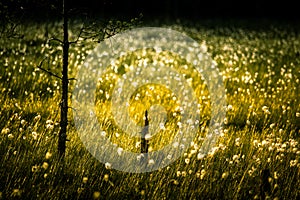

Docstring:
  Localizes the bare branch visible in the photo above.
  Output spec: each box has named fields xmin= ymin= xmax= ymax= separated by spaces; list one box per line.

xmin=49 ymin=37 xmax=63 ymax=44
xmin=69 ymin=23 xmax=84 ymax=45
xmin=68 ymin=106 xmax=76 ymax=111
xmin=1 ymin=20 xmax=24 ymax=39
xmin=36 ymin=58 xmax=62 ymax=80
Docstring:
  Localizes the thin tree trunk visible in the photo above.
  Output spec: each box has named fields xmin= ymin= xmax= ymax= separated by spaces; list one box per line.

xmin=141 ymin=110 xmax=149 ymax=154
xmin=58 ymin=0 xmax=69 ymax=159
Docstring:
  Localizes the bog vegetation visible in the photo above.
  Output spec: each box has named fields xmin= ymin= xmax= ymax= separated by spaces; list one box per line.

xmin=0 ymin=20 xmax=300 ymax=199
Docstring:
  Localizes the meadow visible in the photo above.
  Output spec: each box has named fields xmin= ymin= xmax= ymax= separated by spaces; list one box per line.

xmin=0 ymin=19 xmax=300 ymax=199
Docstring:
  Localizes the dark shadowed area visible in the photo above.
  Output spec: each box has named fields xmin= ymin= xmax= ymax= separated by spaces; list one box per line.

xmin=2 ymin=0 xmax=300 ymax=21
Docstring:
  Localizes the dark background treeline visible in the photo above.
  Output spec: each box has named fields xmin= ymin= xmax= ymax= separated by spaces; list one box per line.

xmin=1 ymin=0 xmax=300 ymax=21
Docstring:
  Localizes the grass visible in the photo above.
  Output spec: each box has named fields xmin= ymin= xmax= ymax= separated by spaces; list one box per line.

xmin=0 ymin=19 xmax=300 ymax=199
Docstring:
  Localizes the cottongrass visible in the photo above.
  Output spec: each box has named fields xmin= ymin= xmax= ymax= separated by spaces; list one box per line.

xmin=0 ymin=20 xmax=299 ymax=199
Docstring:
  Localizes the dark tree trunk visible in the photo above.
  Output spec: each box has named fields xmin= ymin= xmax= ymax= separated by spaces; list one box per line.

xmin=141 ymin=110 xmax=149 ymax=153
xmin=58 ymin=0 xmax=69 ymax=159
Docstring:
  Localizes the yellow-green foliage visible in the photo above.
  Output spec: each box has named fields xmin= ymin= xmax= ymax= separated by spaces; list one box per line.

xmin=0 ymin=20 xmax=299 ymax=199
xmin=95 ymin=48 xmax=210 ymax=152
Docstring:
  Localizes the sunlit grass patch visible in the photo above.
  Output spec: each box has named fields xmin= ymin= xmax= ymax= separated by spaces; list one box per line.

xmin=94 ymin=48 xmax=211 ymax=152
xmin=0 ymin=20 xmax=299 ymax=199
